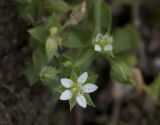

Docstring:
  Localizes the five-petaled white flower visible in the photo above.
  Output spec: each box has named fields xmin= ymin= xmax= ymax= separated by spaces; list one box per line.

xmin=60 ymin=72 xmax=98 ymax=108
xmin=94 ymin=33 xmax=113 ymax=52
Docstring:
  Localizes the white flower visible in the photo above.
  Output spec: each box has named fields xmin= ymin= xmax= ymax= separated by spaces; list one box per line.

xmin=93 ymin=33 xmax=113 ymax=52
xmin=60 ymin=72 xmax=98 ymax=108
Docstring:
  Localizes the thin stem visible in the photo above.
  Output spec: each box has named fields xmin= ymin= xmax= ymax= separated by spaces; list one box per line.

xmin=94 ymin=0 xmax=102 ymax=35
xmin=107 ymin=6 xmax=112 ymax=33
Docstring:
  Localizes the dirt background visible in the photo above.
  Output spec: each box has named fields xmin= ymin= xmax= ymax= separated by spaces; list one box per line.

xmin=0 ymin=0 xmax=160 ymax=125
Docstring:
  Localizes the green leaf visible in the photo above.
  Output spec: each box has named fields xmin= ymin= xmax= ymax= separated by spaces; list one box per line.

xmin=70 ymin=70 xmax=78 ymax=83
xmin=61 ymin=54 xmax=76 ymax=67
xmin=40 ymin=66 xmax=57 ymax=85
xmin=45 ymin=0 xmax=71 ymax=13
xmin=28 ymin=37 xmax=43 ymax=49
xmin=62 ymin=54 xmax=75 ymax=64
xmin=144 ymin=75 xmax=160 ymax=103
xmin=28 ymin=14 xmax=62 ymax=43
xmin=69 ymin=96 xmax=77 ymax=111
xmin=76 ymin=49 xmax=94 ymax=67
xmin=28 ymin=25 xmax=46 ymax=42
xmin=18 ymin=0 xmax=43 ymax=20
xmin=25 ymin=64 xmax=39 ymax=86
xmin=113 ymin=25 xmax=140 ymax=53
xmin=87 ymin=75 xmax=98 ymax=84
xmin=63 ymin=33 xmax=83 ymax=48
xmin=45 ymin=13 xmax=62 ymax=32
xmin=84 ymin=94 xmax=95 ymax=107
xmin=45 ymin=37 xmax=58 ymax=61
xmin=101 ymin=3 xmax=112 ymax=31
xmin=116 ymin=54 xmax=137 ymax=67
xmin=33 ymin=48 xmax=48 ymax=68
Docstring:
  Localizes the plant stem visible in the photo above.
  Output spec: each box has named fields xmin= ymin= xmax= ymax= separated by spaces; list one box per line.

xmin=94 ymin=0 xmax=102 ymax=35
xmin=107 ymin=5 xmax=112 ymax=33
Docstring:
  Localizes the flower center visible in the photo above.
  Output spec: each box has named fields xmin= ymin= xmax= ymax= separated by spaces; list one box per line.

xmin=99 ymin=39 xmax=107 ymax=47
xmin=71 ymin=83 xmax=83 ymax=94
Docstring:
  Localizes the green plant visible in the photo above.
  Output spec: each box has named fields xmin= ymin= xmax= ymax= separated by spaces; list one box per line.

xmin=18 ymin=0 xmax=140 ymax=110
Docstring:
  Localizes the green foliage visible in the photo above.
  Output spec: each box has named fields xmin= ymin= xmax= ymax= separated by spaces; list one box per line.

xmin=113 ymin=25 xmax=140 ymax=54
xmin=111 ymin=61 xmax=133 ymax=84
xmin=76 ymin=49 xmax=94 ymax=68
xmin=116 ymin=54 xmax=137 ymax=66
xmin=18 ymin=0 xmax=141 ymax=111
xmin=25 ymin=64 xmax=39 ymax=86
xmin=33 ymin=48 xmax=48 ymax=68
xmin=54 ymin=85 xmax=66 ymax=101
xmin=40 ymin=66 xmax=57 ymax=85
xmin=87 ymin=75 xmax=98 ymax=84
xmin=17 ymin=0 xmax=44 ymax=20
xmin=144 ymin=75 xmax=160 ymax=103
xmin=45 ymin=0 xmax=71 ymax=14
xmin=70 ymin=69 xmax=79 ymax=82
xmin=84 ymin=94 xmax=95 ymax=107
xmin=69 ymin=96 xmax=77 ymax=111
xmin=28 ymin=14 xmax=61 ymax=43
xmin=63 ymin=33 xmax=83 ymax=48
xmin=29 ymin=25 xmax=46 ymax=43
xmin=101 ymin=3 xmax=112 ymax=31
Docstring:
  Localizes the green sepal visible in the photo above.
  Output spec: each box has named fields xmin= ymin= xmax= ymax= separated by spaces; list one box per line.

xmin=69 ymin=96 xmax=77 ymax=111
xmin=86 ymin=75 xmax=98 ymax=84
xmin=70 ymin=69 xmax=78 ymax=83
xmin=84 ymin=94 xmax=95 ymax=107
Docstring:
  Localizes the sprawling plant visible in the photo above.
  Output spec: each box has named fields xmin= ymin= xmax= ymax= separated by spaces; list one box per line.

xmin=17 ymin=0 xmax=144 ymax=110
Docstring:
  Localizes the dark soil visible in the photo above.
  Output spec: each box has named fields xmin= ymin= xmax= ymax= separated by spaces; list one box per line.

xmin=0 ymin=0 xmax=53 ymax=125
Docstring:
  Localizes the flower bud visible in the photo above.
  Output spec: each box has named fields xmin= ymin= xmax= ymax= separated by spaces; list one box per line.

xmin=49 ymin=27 xmax=58 ymax=36
xmin=93 ymin=33 xmax=113 ymax=53
xmin=111 ymin=62 xmax=133 ymax=84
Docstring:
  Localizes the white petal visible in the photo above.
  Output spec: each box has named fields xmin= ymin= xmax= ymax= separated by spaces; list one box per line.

xmin=104 ymin=44 xmax=112 ymax=51
xmin=61 ymin=78 xmax=73 ymax=88
xmin=95 ymin=33 xmax=103 ymax=42
xmin=94 ymin=44 xmax=102 ymax=52
xmin=78 ymin=72 xmax=88 ymax=84
xmin=83 ymin=84 xmax=98 ymax=93
xmin=76 ymin=95 xmax=87 ymax=108
xmin=60 ymin=90 xmax=72 ymax=100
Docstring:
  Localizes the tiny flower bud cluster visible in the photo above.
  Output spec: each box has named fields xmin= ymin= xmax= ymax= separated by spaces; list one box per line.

xmin=93 ymin=33 xmax=113 ymax=52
